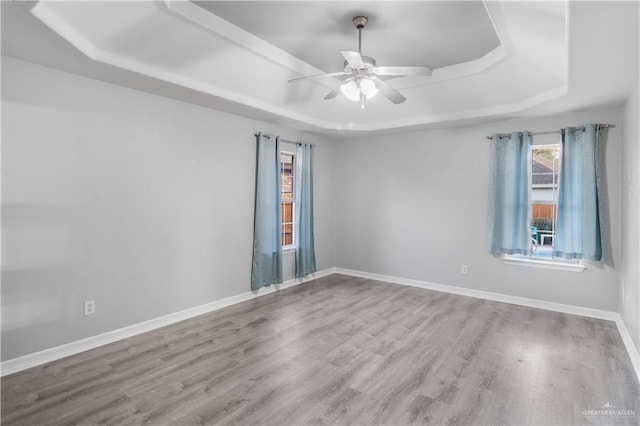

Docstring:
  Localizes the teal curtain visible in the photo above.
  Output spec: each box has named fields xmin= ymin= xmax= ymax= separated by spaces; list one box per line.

xmin=295 ymin=143 xmax=317 ymax=277
xmin=488 ymin=132 xmax=532 ymax=255
xmin=251 ymin=134 xmax=283 ymax=290
xmin=553 ymin=124 xmax=604 ymax=262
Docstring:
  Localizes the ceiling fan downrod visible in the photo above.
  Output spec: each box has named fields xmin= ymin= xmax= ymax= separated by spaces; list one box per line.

xmin=352 ymin=16 xmax=368 ymax=55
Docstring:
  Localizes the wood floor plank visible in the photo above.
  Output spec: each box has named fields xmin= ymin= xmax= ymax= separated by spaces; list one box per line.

xmin=2 ymin=274 xmax=639 ymax=425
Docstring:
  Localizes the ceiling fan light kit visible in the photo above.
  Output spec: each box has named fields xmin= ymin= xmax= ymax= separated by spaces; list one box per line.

xmin=341 ymin=77 xmax=378 ymax=102
xmin=288 ymin=15 xmax=432 ymax=108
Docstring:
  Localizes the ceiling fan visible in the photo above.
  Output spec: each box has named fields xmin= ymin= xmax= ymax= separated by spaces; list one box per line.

xmin=288 ymin=16 xmax=432 ymax=108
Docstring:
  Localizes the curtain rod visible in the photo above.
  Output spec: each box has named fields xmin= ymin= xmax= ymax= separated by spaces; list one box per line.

xmin=254 ymin=133 xmax=313 ymax=146
xmin=485 ymin=124 xmax=615 ymax=140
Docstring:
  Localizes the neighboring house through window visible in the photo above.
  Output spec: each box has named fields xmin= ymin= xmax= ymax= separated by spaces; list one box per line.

xmin=280 ymin=152 xmax=295 ymax=248
xmin=531 ymin=140 xmax=561 ymax=258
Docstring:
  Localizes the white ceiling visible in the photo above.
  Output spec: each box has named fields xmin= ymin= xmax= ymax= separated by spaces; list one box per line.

xmin=1 ymin=1 xmax=638 ymax=135
xmin=193 ymin=1 xmax=501 ymax=72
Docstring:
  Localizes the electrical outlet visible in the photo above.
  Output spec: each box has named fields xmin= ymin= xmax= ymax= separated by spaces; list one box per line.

xmin=461 ymin=264 xmax=468 ymax=274
xmin=84 ymin=300 xmax=95 ymax=316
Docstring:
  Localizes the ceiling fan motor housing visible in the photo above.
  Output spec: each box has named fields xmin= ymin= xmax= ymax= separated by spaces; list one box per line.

xmin=344 ymin=56 xmax=376 ymax=73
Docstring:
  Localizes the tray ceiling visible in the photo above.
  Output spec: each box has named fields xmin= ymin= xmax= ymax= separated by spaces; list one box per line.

xmin=1 ymin=1 xmax=638 ymax=134
xmin=193 ymin=1 xmax=502 ymax=72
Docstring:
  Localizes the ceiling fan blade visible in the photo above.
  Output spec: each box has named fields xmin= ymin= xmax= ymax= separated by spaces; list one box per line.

xmin=324 ymin=85 xmax=342 ymax=100
xmin=374 ymin=66 xmax=433 ymax=77
xmin=340 ymin=50 xmax=364 ymax=69
xmin=288 ymin=71 xmax=348 ymax=83
xmin=370 ymin=76 xmax=406 ymax=104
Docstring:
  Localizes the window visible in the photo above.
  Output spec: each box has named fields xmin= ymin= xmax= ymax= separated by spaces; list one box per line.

xmin=493 ymin=126 xmax=604 ymax=271
xmin=500 ymin=137 xmax=585 ymax=271
xmin=280 ymin=152 xmax=295 ymax=249
xmin=530 ymin=142 xmax=561 ymax=258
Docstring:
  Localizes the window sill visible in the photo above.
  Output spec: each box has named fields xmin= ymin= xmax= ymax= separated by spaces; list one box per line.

xmin=502 ymin=255 xmax=585 ymax=272
xmin=283 ymin=247 xmax=297 ymax=254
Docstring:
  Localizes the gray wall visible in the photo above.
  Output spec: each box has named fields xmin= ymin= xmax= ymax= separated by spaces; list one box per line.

xmin=621 ymin=79 xmax=640 ymax=350
xmin=1 ymin=57 xmax=335 ymax=360
xmin=333 ymin=107 xmax=623 ymax=312
xmin=2 ymin=55 xmax=633 ymax=363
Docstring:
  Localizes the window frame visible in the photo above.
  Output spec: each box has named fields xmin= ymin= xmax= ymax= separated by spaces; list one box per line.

xmin=280 ymin=150 xmax=296 ymax=251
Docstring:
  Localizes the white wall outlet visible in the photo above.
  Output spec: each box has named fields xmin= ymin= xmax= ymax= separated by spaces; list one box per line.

xmin=461 ymin=264 xmax=468 ymax=274
xmin=84 ymin=300 xmax=95 ymax=316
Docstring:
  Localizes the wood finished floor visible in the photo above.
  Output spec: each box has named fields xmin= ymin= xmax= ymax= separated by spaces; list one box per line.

xmin=2 ymin=274 xmax=639 ymax=425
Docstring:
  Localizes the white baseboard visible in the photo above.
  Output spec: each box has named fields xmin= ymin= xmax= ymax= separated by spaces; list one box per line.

xmin=614 ymin=314 xmax=640 ymax=380
xmin=334 ymin=268 xmax=639 ymax=381
xmin=334 ymin=268 xmax=618 ymax=320
xmin=0 ymin=268 xmax=336 ymax=377
xmin=4 ymin=266 xmax=638 ymax=384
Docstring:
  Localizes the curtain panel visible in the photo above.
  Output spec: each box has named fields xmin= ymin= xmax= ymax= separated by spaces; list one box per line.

xmin=487 ymin=132 xmax=532 ymax=256
xmin=553 ymin=124 xmax=605 ymax=262
xmin=251 ymin=134 xmax=283 ymax=290
xmin=295 ymin=143 xmax=317 ymax=277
